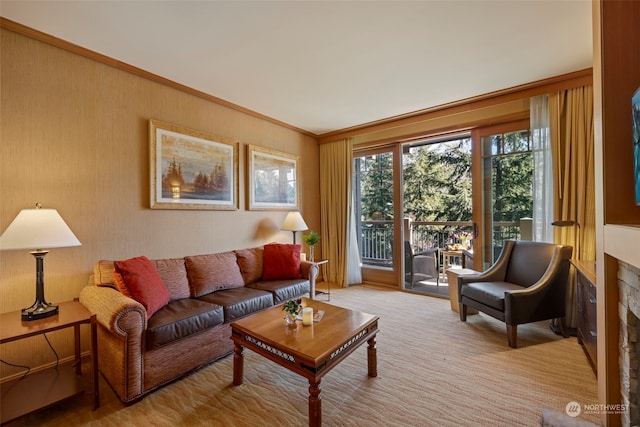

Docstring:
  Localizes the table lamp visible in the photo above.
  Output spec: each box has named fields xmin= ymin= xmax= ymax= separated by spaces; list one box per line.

xmin=0 ymin=203 xmax=81 ymax=320
xmin=281 ymin=211 xmax=308 ymax=244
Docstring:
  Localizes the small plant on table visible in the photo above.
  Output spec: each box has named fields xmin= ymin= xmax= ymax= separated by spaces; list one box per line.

xmin=283 ymin=299 xmax=301 ymax=327
xmin=302 ymin=231 xmax=321 ymax=261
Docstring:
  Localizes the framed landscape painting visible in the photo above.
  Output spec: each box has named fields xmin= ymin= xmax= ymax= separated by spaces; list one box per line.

xmin=247 ymin=145 xmax=300 ymax=210
xmin=150 ymin=120 xmax=238 ymax=210
xmin=633 ymin=86 xmax=640 ymax=205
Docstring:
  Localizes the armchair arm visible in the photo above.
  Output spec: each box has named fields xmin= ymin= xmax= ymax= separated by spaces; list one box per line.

xmin=414 ymin=247 xmax=438 ymax=257
xmin=458 ymin=240 xmax=517 ymax=298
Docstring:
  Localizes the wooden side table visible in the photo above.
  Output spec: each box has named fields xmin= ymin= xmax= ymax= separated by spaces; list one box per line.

xmin=0 ymin=299 xmax=99 ymax=424
xmin=440 ymin=249 xmax=463 ymax=282
xmin=446 ymin=268 xmax=479 ymax=314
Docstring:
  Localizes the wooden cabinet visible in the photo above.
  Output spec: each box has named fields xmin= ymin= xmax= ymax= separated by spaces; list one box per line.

xmin=573 ymin=260 xmax=597 ymax=374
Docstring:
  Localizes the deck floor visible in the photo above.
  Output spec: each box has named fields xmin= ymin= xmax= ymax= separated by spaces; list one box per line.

xmin=405 ymin=277 xmax=449 ymax=297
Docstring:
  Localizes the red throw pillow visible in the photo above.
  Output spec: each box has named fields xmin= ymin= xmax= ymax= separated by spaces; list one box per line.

xmin=263 ymin=243 xmax=302 ymax=280
xmin=114 ymin=256 xmax=170 ymax=319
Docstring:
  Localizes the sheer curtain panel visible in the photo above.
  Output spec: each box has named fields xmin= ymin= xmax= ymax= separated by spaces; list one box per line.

xmin=531 ymin=95 xmax=554 ymax=243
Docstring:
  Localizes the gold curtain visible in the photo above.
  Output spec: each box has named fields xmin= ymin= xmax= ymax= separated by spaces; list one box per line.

xmin=550 ymin=85 xmax=595 ymax=260
xmin=319 ymin=139 xmax=354 ymax=287
xmin=549 ymin=85 xmax=595 ymax=328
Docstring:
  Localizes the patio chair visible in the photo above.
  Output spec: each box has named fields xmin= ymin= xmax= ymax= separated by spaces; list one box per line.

xmin=404 ymin=241 xmax=439 ymax=288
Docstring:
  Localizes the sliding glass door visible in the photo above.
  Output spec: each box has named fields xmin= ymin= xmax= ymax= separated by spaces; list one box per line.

xmin=473 ymin=120 xmax=533 ymax=270
xmin=353 ymin=146 xmax=402 ymax=286
xmin=352 ymin=120 xmax=533 ymax=288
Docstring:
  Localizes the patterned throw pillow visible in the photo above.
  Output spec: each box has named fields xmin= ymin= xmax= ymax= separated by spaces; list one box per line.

xmin=235 ymin=247 xmax=264 ymax=284
xmin=185 ymin=251 xmax=245 ymax=297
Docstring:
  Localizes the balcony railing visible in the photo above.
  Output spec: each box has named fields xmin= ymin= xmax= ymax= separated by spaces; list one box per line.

xmin=359 ymin=220 xmax=394 ymax=267
xmin=359 ymin=220 xmax=525 ymax=268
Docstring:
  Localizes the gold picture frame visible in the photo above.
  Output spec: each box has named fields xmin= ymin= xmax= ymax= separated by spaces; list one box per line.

xmin=247 ymin=145 xmax=300 ymax=210
xmin=150 ymin=120 xmax=238 ymax=210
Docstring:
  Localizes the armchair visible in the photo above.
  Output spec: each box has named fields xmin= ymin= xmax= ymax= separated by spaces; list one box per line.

xmin=404 ymin=241 xmax=439 ymax=288
xmin=458 ymin=240 xmax=572 ymax=348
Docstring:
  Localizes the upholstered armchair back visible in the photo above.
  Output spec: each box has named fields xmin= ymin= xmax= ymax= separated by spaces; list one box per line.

xmin=504 ymin=241 xmax=559 ymax=288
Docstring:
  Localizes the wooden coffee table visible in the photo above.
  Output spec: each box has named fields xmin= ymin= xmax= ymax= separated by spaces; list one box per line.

xmin=230 ymin=297 xmax=379 ymax=427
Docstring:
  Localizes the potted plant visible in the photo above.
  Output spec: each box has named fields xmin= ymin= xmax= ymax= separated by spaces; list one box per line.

xmin=302 ymin=230 xmax=321 ymax=261
xmin=282 ymin=299 xmax=301 ymax=327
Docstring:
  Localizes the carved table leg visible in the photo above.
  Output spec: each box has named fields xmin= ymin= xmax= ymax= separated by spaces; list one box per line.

xmin=233 ymin=344 xmax=244 ymax=386
xmin=308 ymin=379 xmax=322 ymax=427
xmin=367 ymin=335 xmax=377 ymax=377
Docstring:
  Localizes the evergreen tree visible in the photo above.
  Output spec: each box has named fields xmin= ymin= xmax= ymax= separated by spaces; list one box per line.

xmin=360 ymin=153 xmax=394 ymax=220
xmin=402 ymin=139 xmax=472 ymax=222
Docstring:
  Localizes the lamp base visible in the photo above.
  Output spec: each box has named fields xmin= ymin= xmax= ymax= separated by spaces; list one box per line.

xmin=21 ymin=302 xmax=59 ymax=321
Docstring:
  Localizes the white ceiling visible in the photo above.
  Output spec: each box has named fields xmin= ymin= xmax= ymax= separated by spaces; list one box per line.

xmin=0 ymin=0 xmax=593 ymax=135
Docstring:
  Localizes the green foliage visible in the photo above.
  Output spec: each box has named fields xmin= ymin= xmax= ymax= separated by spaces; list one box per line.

xmin=302 ymin=230 xmax=320 ymax=246
xmin=491 ymin=153 xmax=533 ymax=221
xmin=357 ymin=134 xmax=533 ymax=236
xmin=357 ymin=153 xmax=394 ymax=220
xmin=364 ymin=136 xmax=532 ymax=224
xmin=282 ymin=300 xmax=301 ymax=316
xmin=402 ymin=140 xmax=472 ymax=221
xmin=488 ymin=131 xmax=533 ymax=222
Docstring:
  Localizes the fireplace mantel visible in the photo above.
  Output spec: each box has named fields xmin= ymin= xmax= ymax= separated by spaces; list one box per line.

xmin=604 ymin=225 xmax=640 ymax=271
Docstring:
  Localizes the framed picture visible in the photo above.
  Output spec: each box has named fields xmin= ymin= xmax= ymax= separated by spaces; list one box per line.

xmin=247 ymin=145 xmax=300 ymax=210
xmin=150 ymin=120 xmax=238 ymax=210
xmin=633 ymin=86 xmax=640 ymax=205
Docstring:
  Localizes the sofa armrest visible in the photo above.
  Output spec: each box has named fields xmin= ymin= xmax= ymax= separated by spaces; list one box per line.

xmin=79 ymin=284 xmax=148 ymax=402
xmin=79 ymin=285 xmax=147 ymax=335
xmin=300 ymin=260 xmax=315 ymax=279
xmin=300 ymin=260 xmax=320 ymax=299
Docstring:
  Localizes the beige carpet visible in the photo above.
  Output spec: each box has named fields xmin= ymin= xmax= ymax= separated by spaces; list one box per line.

xmin=8 ymin=284 xmax=600 ymax=426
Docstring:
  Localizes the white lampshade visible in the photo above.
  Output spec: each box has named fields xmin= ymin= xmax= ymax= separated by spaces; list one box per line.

xmin=281 ymin=211 xmax=308 ymax=232
xmin=0 ymin=207 xmax=81 ymax=251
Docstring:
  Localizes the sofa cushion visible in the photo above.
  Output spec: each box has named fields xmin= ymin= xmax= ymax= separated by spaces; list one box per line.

xmin=262 ymin=243 xmax=302 ymax=280
xmin=93 ymin=260 xmax=117 ymax=288
xmin=146 ymin=298 xmax=224 ymax=351
xmin=235 ymin=247 xmax=264 ymax=284
xmin=185 ymin=251 xmax=245 ymax=297
xmin=114 ymin=256 xmax=170 ymax=319
xmin=151 ymin=258 xmax=190 ymax=302
xmin=247 ymin=279 xmax=310 ymax=304
xmin=198 ymin=287 xmax=273 ymax=322
xmin=461 ymin=281 xmax=525 ymax=311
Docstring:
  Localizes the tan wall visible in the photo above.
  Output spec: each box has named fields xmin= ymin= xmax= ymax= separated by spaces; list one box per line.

xmin=0 ymin=29 xmax=320 ymax=375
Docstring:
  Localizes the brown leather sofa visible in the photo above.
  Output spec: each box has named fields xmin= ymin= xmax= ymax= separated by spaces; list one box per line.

xmin=79 ymin=246 xmax=318 ymax=403
xmin=458 ymin=239 xmax=572 ymax=348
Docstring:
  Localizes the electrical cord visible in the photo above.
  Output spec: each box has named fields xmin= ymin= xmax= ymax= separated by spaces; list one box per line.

xmin=43 ymin=333 xmax=60 ymax=369
xmin=0 ymin=359 xmax=31 ymax=380
xmin=1 ymin=333 xmax=61 ymax=380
